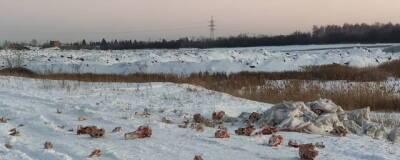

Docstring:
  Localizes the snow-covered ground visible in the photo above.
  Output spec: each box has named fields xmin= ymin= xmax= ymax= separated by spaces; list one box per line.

xmin=0 ymin=77 xmax=399 ymax=160
xmin=1 ymin=44 xmax=399 ymax=74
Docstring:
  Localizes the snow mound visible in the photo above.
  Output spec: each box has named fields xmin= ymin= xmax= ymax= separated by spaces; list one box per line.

xmin=255 ymin=99 xmax=400 ymax=143
xmin=0 ymin=44 xmax=398 ymax=75
xmin=257 ymin=99 xmax=345 ymax=134
xmin=0 ymin=77 xmax=399 ymax=159
xmin=383 ymin=45 xmax=400 ymax=53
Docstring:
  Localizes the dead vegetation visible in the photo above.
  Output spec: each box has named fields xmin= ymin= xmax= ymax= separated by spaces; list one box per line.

xmin=1 ymin=60 xmax=400 ymax=111
xmin=370 ymin=112 xmax=400 ymax=129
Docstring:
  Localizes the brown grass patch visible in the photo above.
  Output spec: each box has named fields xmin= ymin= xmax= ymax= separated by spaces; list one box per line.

xmin=0 ymin=60 xmax=399 ymax=111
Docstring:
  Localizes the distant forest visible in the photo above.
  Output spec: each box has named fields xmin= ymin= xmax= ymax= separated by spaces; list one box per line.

xmin=4 ymin=22 xmax=400 ymax=50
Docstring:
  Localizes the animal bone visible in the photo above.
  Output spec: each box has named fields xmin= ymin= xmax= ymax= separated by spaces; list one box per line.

xmin=124 ymin=126 xmax=152 ymax=140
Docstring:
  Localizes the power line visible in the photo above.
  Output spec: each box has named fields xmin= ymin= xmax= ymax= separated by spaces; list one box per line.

xmin=209 ymin=16 xmax=216 ymax=40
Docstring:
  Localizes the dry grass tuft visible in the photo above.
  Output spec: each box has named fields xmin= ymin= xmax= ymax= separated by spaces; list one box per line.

xmin=0 ymin=60 xmax=400 ymax=111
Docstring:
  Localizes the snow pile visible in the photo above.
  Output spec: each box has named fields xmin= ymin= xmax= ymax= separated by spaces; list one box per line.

xmin=0 ymin=77 xmax=399 ymax=159
xmin=0 ymin=44 xmax=399 ymax=75
xmin=253 ymin=99 xmax=400 ymax=142
xmin=383 ymin=45 xmax=400 ymax=53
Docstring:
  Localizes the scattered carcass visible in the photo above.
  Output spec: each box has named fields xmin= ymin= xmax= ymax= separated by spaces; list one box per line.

xmin=193 ymin=114 xmax=206 ymax=124
xmin=44 ymin=141 xmax=53 ymax=149
xmin=191 ymin=123 xmax=205 ymax=132
xmin=248 ymin=112 xmax=260 ymax=124
xmin=124 ymin=126 xmax=152 ymax=140
xmin=161 ymin=117 xmax=173 ymax=124
xmin=178 ymin=119 xmax=190 ymax=128
xmin=235 ymin=125 xmax=256 ymax=136
xmin=78 ymin=116 xmax=87 ymax=121
xmin=268 ymin=134 xmax=283 ymax=147
xmin=112 ymin=127 xmax=123 ymax=133
xmin=212 ymin=111 xmax=225 ymax=123
xmin=215 ymin=128 xmax=230 ymax=138
xmin=255 ymin=125 xmax=278 ymax=135
xmin=330 ymin=125 xmax=348 ymax=137
xmin=89 ymin=149 xmax=102 ymax=158
xmin=299 ymin=144 xmax=319 ymax=160
xmin=288 ymin=140 xmax=300 ymax=148
xmin=77 ymin=125 xmax=105 ymax=138
xmin=0 ymin=117 xmax=8 ymax=123
xmin=135 ymin=111 xmax=151 ymax=117
xmin=9 ymin=128 xmax=20 ymax=136
xmin=193 ymin=155 xmax=204 ymax=160
xmin=193 ymin=113 xmax=214 ymax=127
xmin=4 ymin=143 xmax=12 ymax=149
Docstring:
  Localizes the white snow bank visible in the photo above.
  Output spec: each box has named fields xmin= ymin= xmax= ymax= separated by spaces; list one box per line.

xmin=0 ymin=44 xmax=399 ymax=75
xmin=0 ymin=77 xmax=399 ymax=159
xmin=256 ymin=99 xmax=400 ymax=142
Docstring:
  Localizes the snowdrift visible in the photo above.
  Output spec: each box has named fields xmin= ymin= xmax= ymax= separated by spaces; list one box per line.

xmin=252 ymin=99 xmax=400 ymax=142
xmin=0 ymin=44 xmax=398 ymax=75
xmin=0 ymin=77 xmax=399 ymax=159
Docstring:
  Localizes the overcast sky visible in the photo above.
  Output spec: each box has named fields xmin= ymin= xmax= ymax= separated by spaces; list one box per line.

xmin=1 ymin=0 xmax=400 ymax=42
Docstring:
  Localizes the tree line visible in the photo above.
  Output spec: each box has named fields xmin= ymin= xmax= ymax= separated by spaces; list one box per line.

xmin=4 ymin=22 xmax=400 ymax=50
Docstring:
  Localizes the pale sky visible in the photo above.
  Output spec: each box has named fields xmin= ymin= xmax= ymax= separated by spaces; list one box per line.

xmin=1 ymin=0 xmax=400 ymax=42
